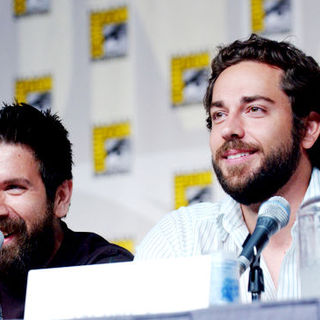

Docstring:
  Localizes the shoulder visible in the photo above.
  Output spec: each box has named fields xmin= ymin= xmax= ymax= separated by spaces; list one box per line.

xmin=51 ymin=224 xmax=133 ymax=267
xmin=153 ymin=202 xmax=222 ymax=235
xmin=72 ymin=230 xmax=134 ymax=263
xmin=135 ymin=201 xmax=224 ymax=260
xmin=168 ymin=201 xmax=222 ymax=222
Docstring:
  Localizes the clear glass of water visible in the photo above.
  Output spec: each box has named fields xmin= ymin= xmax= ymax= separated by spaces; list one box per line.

xmin=209 ymin=251 xmax=239 ymax=305
xmin=298 ymin=198 xmax=320 ymax=298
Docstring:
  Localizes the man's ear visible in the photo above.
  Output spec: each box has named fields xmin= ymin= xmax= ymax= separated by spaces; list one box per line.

xmin=302 ymin=112 xmax=320 ymax=150
xmin=53 ymin=180 xmax=73 ymax=219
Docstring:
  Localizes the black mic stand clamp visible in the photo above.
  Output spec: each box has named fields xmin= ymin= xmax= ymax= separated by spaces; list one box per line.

xmin=248 ymin=246 xmax=264 ymax=302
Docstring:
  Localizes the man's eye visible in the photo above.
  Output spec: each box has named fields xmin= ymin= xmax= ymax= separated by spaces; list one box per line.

xmin=5 ymin=185 xmax=26 ymax=194
xmin=248 ymin=105 xmax=264 ymax=113
xmin=245 ymin=105 xmax=267 ymax=118
xmin=211 ymin=111 xmax=226 ymax=123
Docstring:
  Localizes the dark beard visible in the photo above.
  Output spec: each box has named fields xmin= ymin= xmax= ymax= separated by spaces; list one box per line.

xmin=0 ymin=204 xmax=55 ymax=278
xmin=212 ymin=128 xmax=301 ymax=205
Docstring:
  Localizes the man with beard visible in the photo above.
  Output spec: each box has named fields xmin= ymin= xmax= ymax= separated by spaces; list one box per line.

xmin=134 ymin=34 xmax=320 ymax=301
xmin=0 ymin=103 xmax=133 ymax=319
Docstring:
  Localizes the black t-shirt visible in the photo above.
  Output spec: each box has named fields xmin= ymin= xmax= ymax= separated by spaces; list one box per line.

xmin=0 ymin=222 xmax=134 ymax=319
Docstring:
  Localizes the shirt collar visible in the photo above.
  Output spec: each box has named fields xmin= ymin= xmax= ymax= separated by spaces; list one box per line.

xmin=218 ymin=195 xmax=249 ymax=247
xmin=214 ymin=167 xmax=320 ymax=249
xmin=300 ymin=167 xmax=320 ymax=206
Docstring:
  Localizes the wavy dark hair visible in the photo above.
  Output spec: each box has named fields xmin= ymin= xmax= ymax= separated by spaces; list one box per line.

xmin=0 ymin=102 xmax=73 ymax=203
xmin=204 ymin=33 xmax=320 ymax=169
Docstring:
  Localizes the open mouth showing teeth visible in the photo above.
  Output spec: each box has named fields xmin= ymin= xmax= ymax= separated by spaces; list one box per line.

xmin=223 ymin=149 xmax=256 ymax=160
xmin=3 ymin=232 xmax=13 ymax=239
xmin=226 ymin=152 xmax=251 ymax=160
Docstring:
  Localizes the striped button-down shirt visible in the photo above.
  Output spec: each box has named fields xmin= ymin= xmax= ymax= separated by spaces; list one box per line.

xmin=135 ymin=168 xmax=320 ymax=302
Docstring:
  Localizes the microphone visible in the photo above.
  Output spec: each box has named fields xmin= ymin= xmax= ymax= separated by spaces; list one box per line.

xmin=0 ymin=231 xmax=3 ymax=248
xmin=238 ymin=196 xmax=290 ymax=275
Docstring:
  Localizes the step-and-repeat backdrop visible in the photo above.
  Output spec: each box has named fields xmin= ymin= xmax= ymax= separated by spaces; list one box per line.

xmin=0 ymin=0 xmax=318 ymax=253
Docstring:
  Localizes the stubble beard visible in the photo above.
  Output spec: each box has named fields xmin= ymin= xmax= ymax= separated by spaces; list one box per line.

xmin=212 ymin=128 xmax=302 ymax=205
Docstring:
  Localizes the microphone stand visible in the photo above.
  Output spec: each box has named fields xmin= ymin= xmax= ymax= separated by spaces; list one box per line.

xmin=248 ymin=246 xmax=264 ymax=301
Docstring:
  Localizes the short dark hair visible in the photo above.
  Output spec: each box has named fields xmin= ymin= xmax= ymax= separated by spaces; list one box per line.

xmin=0 ymin=102 xmax=73 ymax=202
xmin=204 ymin=33 xmax=320 ymax=169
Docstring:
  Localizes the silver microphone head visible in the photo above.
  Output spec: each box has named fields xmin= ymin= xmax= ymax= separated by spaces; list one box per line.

xmin=259 ymin=196 xmax=291 ymax=229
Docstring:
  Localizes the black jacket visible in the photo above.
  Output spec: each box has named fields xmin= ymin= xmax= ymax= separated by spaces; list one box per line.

xmin=0 ymin=222 xmax=133 ymax=319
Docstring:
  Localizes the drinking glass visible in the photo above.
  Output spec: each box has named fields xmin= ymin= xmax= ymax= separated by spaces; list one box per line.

xmin=298 ymin=197 xmax=320 ymax=298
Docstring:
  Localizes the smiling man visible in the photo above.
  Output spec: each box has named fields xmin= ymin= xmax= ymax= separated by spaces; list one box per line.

xmin=135 ymin=34 xmax=320 ymax=301
xmin=0 ymin=103 xmax=133 ymax=319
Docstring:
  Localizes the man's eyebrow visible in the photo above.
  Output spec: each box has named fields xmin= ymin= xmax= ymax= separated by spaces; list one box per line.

xmin=241 ymin=95 xmax=275 ymax=104
xmin=210 ymin=101 xmax=224 ymax=108
xmin=2 ymin=178 xmax=31 ymax=186
xmin=210 ymin=95 xmax=275 ymax=109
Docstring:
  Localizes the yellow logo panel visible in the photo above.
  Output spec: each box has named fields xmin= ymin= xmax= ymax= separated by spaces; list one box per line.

xmin=15 ymin=76 xmax=52 ymax=111
xmin=14 ymin=0 xmax=49 ymax=16
xmin=171 ymin=52 xmax=209 ymax=107
xmin=174 ymin=171 xmax=213 ymax=209
xmin=90 ymin=6 xmax=128 ymax=60
xmin=251 ymin=0 xmax=291 ymax=34
xmin=251 ymin=0 xmax=264 ymax=33
xmin=93 ymin=122 xmax=131 ymax=175
xmin=14 ymin=0 xmax=26 ymax=16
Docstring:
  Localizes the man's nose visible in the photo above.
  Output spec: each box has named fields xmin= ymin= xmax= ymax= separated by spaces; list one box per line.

xmin=0 ymin=199 xmax=9 ymax=217
xmin=221 ymin=114 xmax=245 ymax=140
